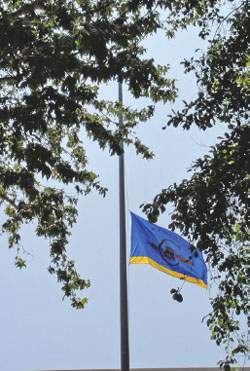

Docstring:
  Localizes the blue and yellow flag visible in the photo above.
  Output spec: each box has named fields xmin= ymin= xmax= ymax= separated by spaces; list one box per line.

xmin=130 ymin=212 xmax=208 ymax=288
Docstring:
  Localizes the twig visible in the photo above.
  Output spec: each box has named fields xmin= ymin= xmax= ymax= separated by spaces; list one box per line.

xmin=0 ymin=193 xmax=18 ymax=209
xmin=212 ymin=2 xmax=245 ymax=41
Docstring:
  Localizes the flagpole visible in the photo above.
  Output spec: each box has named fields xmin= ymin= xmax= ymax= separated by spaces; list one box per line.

xmin=118 ymin=79 xmax=130 ymax=371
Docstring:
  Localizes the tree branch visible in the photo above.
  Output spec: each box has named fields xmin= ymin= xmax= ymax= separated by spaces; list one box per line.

xmin=0 ymin=194 xmax=18 ymax=210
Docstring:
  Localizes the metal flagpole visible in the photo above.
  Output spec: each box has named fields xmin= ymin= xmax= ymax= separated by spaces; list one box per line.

xmin=118 ymin=80 xmax=130 ymax=371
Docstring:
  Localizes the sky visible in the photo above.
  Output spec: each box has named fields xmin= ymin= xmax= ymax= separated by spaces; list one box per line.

xmin=0 ymin=23 xmax=248 ymax=371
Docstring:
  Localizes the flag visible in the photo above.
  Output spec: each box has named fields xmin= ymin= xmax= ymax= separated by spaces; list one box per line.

xmin=129 ymin=212 xmax=208 ymax=288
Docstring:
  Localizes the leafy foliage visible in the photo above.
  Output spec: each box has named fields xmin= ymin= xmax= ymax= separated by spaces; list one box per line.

xmin=0 ymin=0 xmax=176 ymax=308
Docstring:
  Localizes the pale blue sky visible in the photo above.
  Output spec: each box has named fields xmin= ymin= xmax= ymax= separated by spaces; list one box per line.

xmin=0 ymin=26 xmax=247 ymax=371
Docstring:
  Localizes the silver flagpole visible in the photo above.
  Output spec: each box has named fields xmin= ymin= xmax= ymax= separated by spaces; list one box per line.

xmin=118 ymin=80 xmax=130 ymax=371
